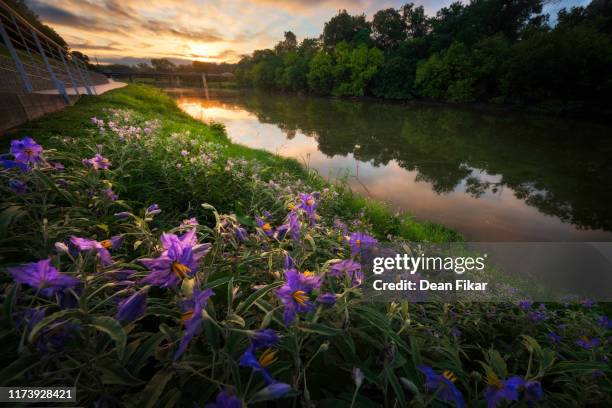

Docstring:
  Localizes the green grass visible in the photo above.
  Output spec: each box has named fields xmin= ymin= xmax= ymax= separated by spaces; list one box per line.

xmin=8 ymin=84 xmax=460 ymax=243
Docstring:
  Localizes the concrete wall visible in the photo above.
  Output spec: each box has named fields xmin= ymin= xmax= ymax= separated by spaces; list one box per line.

xmin=0 ymin=92 xmax=78 ymax=133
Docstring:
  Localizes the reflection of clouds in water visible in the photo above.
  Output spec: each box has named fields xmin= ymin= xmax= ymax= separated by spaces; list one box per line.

xmin=175 ymin=97 xmax=612 ymax=241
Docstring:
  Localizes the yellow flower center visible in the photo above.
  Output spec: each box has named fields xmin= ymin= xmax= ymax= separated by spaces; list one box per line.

xmin=181 ymin=310 xmax=193 ymax=325
xmin=258 ymin=348 xmax=277 ymax=368
xmin=443 ymin=370 xmax=457 ymax=383
xmin=306 ymin=198 xmax=314 ymax=206
xmin=292 ymin=290 xmax=308 ymax=306
xmin=171 ymin=261 xmax=190 ymax=279
xmin=100 ymin=240 xmax=113 ymax=249
xmin=262 ymin=223 xmax=272 ymax=231
xmin=287 ymin=203 xmax=295 ymax=210
xmin=356 ymin=239 xmax=361 ymax=247
xmin=486 ymin=372 xmax=503 ymax=389
xmin=303 ymin=270 xmax=315 ymax=277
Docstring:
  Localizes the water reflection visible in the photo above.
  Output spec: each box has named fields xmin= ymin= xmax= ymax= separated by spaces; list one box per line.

xmin=171 ymin=88 xmax=612 ymax=241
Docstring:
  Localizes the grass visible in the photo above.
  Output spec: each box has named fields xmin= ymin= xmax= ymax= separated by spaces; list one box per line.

xmin=0 ymin=84 xmax=610 ymax=407
xmin=8 ymin=84 xmax=460 ymax=244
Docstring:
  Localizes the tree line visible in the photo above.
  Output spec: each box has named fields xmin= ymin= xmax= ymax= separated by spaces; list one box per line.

xmin=235 ymin=0 xmax=612 ymax=115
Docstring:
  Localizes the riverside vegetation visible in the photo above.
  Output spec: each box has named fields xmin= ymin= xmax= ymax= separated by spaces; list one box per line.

xmin=235 ymin=0 xmax=612 ymax=117
xmin=0 ymin=85 xmax=610 ymax=407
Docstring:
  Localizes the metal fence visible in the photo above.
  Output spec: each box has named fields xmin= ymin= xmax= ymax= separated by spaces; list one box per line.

xmin=0 ymin=0 xmax=107 ymax=103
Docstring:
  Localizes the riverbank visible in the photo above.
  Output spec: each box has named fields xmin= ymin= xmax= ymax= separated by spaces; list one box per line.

xmin=1 ymin=84 xmax=610 ymax=406
xmin=6 ymin=84 xmax=459 ymax=244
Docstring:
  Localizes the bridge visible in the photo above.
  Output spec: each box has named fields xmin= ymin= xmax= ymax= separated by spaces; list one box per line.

xmin=0 ymin=0 xmax=112 ymax=131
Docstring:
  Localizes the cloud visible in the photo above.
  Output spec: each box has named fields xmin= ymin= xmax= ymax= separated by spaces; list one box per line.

xmin=27 ymin=0 xmax=102 ymax=30
xmin=70 ymin=41 xmax=121 ymax=51
xmin=249 ymin=0 xmax=365 ymax=12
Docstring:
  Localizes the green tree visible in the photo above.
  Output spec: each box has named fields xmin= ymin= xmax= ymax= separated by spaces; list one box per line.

xmin=151 ymin=58 xmax=176 ymax=72
xmin=322 ymin=10 xmax=371 ymax=49
xmin=372 ymin=8 xmax=407 ymax=49
xmin=401 ymin=3 xmax=429 ymax=38
xmin=307 ymin=51 xmax=334 ymax=94
xmin=274 ymin=31 xmax=298 ymax=54
xmin=332 ymin=43 xmax=383 ymax=96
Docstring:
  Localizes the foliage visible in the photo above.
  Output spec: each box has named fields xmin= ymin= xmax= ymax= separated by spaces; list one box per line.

xmin=1 ymin=85 xmax=610 ymax=407
xmin=234 ymin=0 xmax=612 ymax=116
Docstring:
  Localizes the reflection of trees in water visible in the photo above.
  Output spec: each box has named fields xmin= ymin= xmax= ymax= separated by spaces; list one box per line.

xmin=226 ymin=91 xmax=612 ymax=232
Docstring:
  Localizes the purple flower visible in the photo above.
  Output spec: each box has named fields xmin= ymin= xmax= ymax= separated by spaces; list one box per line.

xmin=329 ymin=260 xmax=363 ymax=286
xmin=451 ymin=327 xmax=462 ymax=339
xmin=235 ymin=226 xmax=247 ymax=241
xmin=317 ymin=292 xmax=337 ymax=306
xmin=528 ymin=304 xmax=548 ymax=322
xmin=8 ymin=259 xmax=79 ymax=297
xmin=146 ymin=204 xmax=161 ymax=216
xmin=296 ymin=192 xmax=318 ymax=223
xmin=547 ymin=332 xmax=562 ymax=345
xmin=70 ymin=235 xmax=122 ymax=266
xmin=10 ymin=137 xmax=43 ymax=165
xmin=16 ymin=308 xmax=77 ymax=354
xmin=518 ymin=300 xmax=533 ymax=311
xmin=577 ymin=336 xmax=600 ymax=349
xmin=250 ymin=329 xmax=280 ymax=349
xmin=104 ymin=188 xmax=118 ymax=201
xmin=175 ymin=286 xmax=214 ymax=359
xmin=347 ymin=232 xmax=377 ymax=256
xmin=140 ymin=229 xmax=211 ymax=288
xmin=205 ymin=389 xmax=241 ymax=408
xmin=8 ymin=179 xmax=26 ymax=194
xmin=596 ymin=315 xmax=611 ymax=329
xmin=484 ymin=374 xmax=524 ymax=408
xmin=256 ymin=216 xmax=274 ymax=237
xmin=417 ymin=365 xmax=465 ymax=408
xmin=0 ymin=156 xmax=29 ymax=172
xmin=334 ymin=218 xmax=348 ymax=235
xmin=83 ymin=154 xmax=111 ymax=170
xmin=114 ymin=211 xmax=131 ymax=219
xmin=116 ymin=289 xmax=147 ymax=322
xmin=580 ymin=299 xmax=595 ymax=308
xmin=288 ymin=210 xmax=301 ymax=240
xmin=239 ymin=346 xmax=277 ymax=384
xmin=276 ymin=268 xmax=319 ymax=325
xmin=525 ymin=381 xmax=544 ymax=405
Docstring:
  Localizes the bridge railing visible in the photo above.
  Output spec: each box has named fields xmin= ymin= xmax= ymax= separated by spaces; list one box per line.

xmin=0 ymin=0 xmax=106 ymax=103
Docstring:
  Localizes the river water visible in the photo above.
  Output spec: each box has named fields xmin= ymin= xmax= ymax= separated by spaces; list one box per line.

xmin=168 ymin=88 xmax=612 ymax=241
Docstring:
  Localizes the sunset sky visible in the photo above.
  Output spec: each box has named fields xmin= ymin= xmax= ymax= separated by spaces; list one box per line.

xmin=25 ymin=0 xmax=589 ymax=65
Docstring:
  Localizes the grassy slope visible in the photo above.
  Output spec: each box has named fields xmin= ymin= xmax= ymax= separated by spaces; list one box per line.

xmin=8 ymin=84 xmax=460 ymax=243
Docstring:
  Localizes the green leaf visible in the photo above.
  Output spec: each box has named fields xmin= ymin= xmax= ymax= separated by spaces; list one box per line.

xmin=297 ymin=322 xmax=341 ymax=337
xmin=235 ymin=281 xmax=282 ymax=315
xmin=97 ymin=359 xmax=143 ymax=386
xmin=28 ymin=309 xmax=84 ymax=343
xmin=91 ymin=316 xmax=127 ymax=360
xmin=139 ymin=369 xmax=174 ymax=408
xmin=249 ymin=384 xmax=299 ymax=404
xmin=0 ymin=205 xmax=25 ymax=239
xmin=129 ymin=333 xmax=164 ymax=372
xmin=384 ymin=365 xmax=408 ymax=408
xmin=3 ymin=284 xmax=18 ymax=322
xmin=0 ymin=355 xmax=41 ymax=386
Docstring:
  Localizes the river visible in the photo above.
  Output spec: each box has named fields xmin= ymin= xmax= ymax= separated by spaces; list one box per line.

xmin=167 ymin=88 xmax=612 ymax=241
